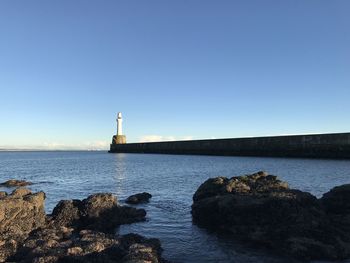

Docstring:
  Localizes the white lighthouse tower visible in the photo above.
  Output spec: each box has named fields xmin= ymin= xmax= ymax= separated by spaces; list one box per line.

xmin=117 ymin=112 xmax=123 ymax=135
xmin=112 ymin=112 xmax=126 ymax=144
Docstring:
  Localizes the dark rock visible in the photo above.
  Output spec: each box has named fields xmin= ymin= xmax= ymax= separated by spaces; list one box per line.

xmin=51 ymin=200 xmax=83 ymax=227
xmin=51 ymin=193 xmax=146 ymax=233
xmin=126 ymin=192 xmax=152 ymax=204
xmin=320 ymin=184 xmax=350 ymax=239
xmin=0 ymin=190 xmax=166 ymax=262
xmin=192 ymin=171 xmax=350 ymax=261
xmin=81 ymin=193 xmax=118 ymax=218
xmin=0 ymin=179 xmax=32 ymax=187
xmin=118 ymin=233 xmax=163 ymax=262
xmin=0 ymin=189 xmax=46 ymax=238
xmin=11 ymin=188 xmax=32 ymax=197
xmin=0 ymin=189 xmax=46 ymax=262
xmin=192 ymin=171 xmax=288 ymax=202
xmin=321 ymin=184 xmax=350 ymax=215
xmin=11 ymin=228 xmax=166 ymax=263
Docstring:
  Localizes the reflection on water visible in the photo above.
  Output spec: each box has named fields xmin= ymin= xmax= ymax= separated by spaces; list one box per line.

xmin=114 ymin=153 xmax=127 ymax=197
xmin=1 ymin=151 xmax=350 ymax=262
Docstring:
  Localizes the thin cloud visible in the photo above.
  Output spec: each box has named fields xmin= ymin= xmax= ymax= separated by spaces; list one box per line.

xmin=0 ymin=141 xmax=110 ymax=151
xmin=139 ymin=135 xmax=193 ymax=143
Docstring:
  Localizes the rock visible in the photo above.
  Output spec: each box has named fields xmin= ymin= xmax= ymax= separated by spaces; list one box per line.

xmin=321 ymin=184 xmax=350 ymax=215
xmin=11 ymin=188 xmax=32 ymax=197
xmin=0 ymin=179 xmax=32 ymax=187
xmin=320 ymin=184 xmax=350 ymax=238
xmin=0 ymin=190 xmax=167 ymax=262
xmin=192 ymin=177 xmax=228 ymax=202
xmin=81 ymin=193 xmax=117 ymax=218
xmin=51 ymin=200 xmax=82 ymax=227
xmin=0 ymin=189 xmax=46 ymax=262
xmin=67 ymin=246 xmax=83 ymax=256
xmin=193 ymin=171 xmax=288 ymax=202
xmin=0 ymin=189 xmax=45 ymax=238
xmin=126 ymin=192 xmax=152 ymax=204
xmin=51 ymin=193 xmax=146 ymax=233
xmin=191 ymin=171 xmax=350 ymax=261
xmin=11 ymin=228 xmax=166 ymax=263
xmin=0 ymin=239 xmax=18 ymax=263
xmin=119 ymin=233 xmax=163 ymax=263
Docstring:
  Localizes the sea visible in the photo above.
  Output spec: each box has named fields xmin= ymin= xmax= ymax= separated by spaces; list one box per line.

xmin=1 ymin=151 xmax=350 ymax=263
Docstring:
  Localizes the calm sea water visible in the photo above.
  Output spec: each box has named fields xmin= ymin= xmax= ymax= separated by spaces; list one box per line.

xmin=1 ymin=151 xmax=350 ymax=263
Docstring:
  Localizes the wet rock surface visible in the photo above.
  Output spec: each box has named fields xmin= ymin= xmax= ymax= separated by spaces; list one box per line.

xmin=192 ymin=171 xmax=350 ymax=261
xmin=0 ymin=190 xmax=166 ymax=263
xmin=51 ymin=193 xmax=146 ymax=233
xmin=0 ymin=179 xmax=32 ymax=187
xmin=0 ymin=188 xmax=46 ymax=262
xmin=126 ymin=192 xmax=152 ymax=204
xmin=10 ymin=229 xmax=164 ymax=263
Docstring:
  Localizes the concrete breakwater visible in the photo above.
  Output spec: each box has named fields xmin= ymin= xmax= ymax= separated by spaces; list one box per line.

xmin=109 ymin=132 xmax=350 ymax=159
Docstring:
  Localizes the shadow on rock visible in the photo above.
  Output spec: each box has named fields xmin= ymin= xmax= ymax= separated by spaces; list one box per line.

xmin=0 ymin=190 xmax=167 ymax=263
xmin=51 ymin=193 xmax=146 ymax=233
xmin=11 ymin=230 xmax=164 ymax=263
xmin=126 ymin=192 xmax=152 ymax=204
xmin=191 ymin=171 xmax=350 ymax=261
xmin=0 ymin=179 xmax=32 ymax=187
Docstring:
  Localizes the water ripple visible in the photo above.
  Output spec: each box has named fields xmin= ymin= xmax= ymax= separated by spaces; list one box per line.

xmin=1 ymin=151 xmax=350 ymax=262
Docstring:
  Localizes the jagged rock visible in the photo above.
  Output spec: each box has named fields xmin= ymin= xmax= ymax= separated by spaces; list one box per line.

xmin=193 ymin=171 xmax=288 ymax=202
xmin=82 ymin=193 xmax=118 ymax=217
xmin=0 ymin=179 xmax=32 ymax=187
xmin=320 ymin=184 xmax=350 ymax=239
xmin=51 ymin=200 xmax=82 ymax=227
xmin=51 ymin=193 xmax=146 ymax=233
xmin=11 ymin=229 xmax=165 ymax=263
xmin=192 ymin=171 xmax=350 ymax=261
xmin=0 ymin=188 xmax=45 ymax=238
xmin=126 ymin=192 xmax=152 ymax=204
xmin=11 ymin=188 xmax=32 ymax=197
xmin=0 ymin=188 xmax=166 ymax=263
xmin=321 ymin=184 xmax=350 ymax=214
xmin=0 ymin=188 xmax=46 ymax=262
xmin=119 ymin=233 xmax=163 ymax=263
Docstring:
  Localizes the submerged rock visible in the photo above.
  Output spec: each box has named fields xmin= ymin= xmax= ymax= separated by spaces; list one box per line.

xmin=126 ymin=192 xmax=152 ymax=204
xmin=191 ymin=171 xmax=350 ymax=261
xmin=0 ymin=179 xmax=32 ymax=187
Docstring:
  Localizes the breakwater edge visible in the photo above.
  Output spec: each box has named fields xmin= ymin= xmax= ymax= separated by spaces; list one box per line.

xmin=110 ymin=132 xmax=350 ymax=159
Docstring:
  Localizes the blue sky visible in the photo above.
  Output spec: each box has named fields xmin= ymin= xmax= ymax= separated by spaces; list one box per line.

xmin=0 ymin=1 xmax=349 ymax=150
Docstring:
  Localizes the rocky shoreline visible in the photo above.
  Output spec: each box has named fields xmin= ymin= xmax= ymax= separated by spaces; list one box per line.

xmin=0 ymin=187 xmax=167 ymax=263
xmin=2 ymin=172 xmax=350 ymax=262
xmin=192 ymin=171 xmax=350 ymax=261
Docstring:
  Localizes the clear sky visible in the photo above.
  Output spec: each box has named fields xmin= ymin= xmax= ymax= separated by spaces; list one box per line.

xmin=0 ymin=1 xmax=349 ymax=150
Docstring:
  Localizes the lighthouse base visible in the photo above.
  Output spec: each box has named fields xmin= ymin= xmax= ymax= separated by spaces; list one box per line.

xmin=112 ymin=135 xmax=126 ymax=145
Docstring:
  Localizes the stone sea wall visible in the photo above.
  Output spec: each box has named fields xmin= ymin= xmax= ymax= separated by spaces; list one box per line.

xmin=109 ymin=132 xmax=350 ymax=159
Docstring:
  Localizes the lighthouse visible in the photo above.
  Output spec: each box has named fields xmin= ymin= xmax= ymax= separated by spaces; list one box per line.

xmin=117 ymin=112 xmax=123 ymax=135
xmin=112 ymin=112 xmax=126 ymax=145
